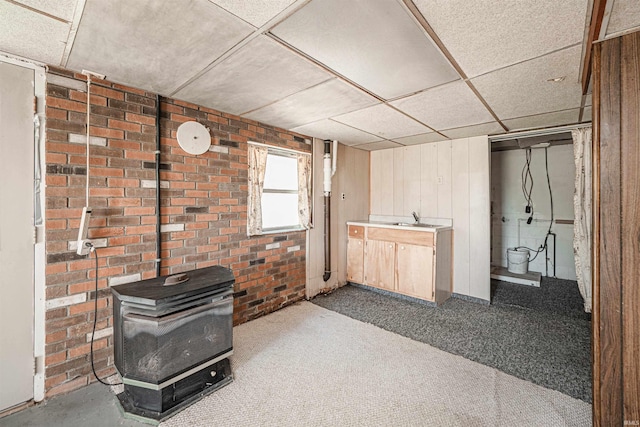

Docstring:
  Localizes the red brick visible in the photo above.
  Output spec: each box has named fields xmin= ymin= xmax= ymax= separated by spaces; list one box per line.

xmin=123 ymin=206 xmax=154 ymax=215
xmin=89 ymin=126 xmax=124 ymax=139
xmin=48 ymin=97 xmax=86 ymax=113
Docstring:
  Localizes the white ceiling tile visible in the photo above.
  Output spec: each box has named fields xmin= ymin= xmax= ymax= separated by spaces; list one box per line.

xmin=391 ymin=80 xmax=494 ymax=130
xmin=67 ymin=0 xmax=254 ymax=94
xmin=391 ymin=133 xmax=448 ymax=145
xmin=606 ymin=0 xmax=640 ymax=35
xmin=471 ymin=45 xmax=583 ymax=120
xmin=441 ymin=122 xmax=505 ymax=140
xmin=502 ymin=109 xmax=581 ymax=131
xmin=414 ymin=0 xmax=589 ymax=77
xmin=332 ymin=104 xmax=432 ymax=139
xmin=582 ymin=107 xmax=592 ymax=123
xmin=13 ymin=0 xmax=79 ymax=21
xmin=0 ymin=1 xmax=69 ymax=65
xmin=271 ymin=0 xmax=458 ymax=99
xmin=243 ymin=79 xmax=378 ymax=130
xmin=291 ymin=120 xmax=381 ymax=146
xmin=352 ymin=140 xmax=402 ymax=151
xmin=208 ymin=0 xmax=297 ymax=27
xmin=174 ymin=36 xmax=332 ymax=115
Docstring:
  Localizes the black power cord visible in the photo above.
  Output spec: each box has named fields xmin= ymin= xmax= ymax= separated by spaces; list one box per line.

xmin=516 ymin=147 xmax=555 ymax=264
xmin=521 ymin=148 xmax=534 ymax=222
xmin=88 ymin=244 xmax=122 ymax=386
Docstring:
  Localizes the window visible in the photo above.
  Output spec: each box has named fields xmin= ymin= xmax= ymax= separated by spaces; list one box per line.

xmin=247 ymin=143 xmax=311 ymax=236
xmin=262 ymin=153 xmax=300 ymax=230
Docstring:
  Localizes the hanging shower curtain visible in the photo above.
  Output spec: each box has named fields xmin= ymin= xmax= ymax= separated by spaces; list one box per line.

xmin=247 ymin=145 xmax=268 ymax=236
xmin=572 ymin=127 xmax=592 ymax=313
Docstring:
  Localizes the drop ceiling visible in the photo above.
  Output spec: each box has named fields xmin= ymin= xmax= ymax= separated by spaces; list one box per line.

xmin=1 ymin=0 xmax=638 ymax=151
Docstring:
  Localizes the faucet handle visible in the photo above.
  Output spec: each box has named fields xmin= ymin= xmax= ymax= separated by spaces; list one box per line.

xmin=412 ymin=211 xmax=420 ymax=223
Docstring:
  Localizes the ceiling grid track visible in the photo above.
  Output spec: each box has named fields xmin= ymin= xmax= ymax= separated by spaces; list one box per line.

xmin=5 ymin=0 xmax=68 ymax=23
xmin=401 ymin=0 xmax=509 ymax=132
xmin=169 ymin=0 xmax=314 ymax=96
xmin=266 ymin=32 xmax=447 ymax=141
xmin=60 ymin=0 xmax=87 ymax=67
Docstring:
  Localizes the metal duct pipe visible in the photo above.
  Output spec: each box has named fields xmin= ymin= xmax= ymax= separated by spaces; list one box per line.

xmin=323 ymin=140 xmax=337 ymax=282
xmin=155 ymin=95 xmax=161 ymax=277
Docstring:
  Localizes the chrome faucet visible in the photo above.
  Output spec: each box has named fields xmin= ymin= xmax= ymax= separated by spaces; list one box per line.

xmin=412 ymin=211 xmax=420 ymax=223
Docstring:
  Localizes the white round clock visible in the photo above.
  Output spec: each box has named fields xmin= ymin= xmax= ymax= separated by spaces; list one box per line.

xmin=176 ymin=121 xmax=211 ymax=155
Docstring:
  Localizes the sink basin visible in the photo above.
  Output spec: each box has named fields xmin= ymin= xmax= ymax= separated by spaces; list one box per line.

xmin=392 ymin=222 xmax=439 ymax=228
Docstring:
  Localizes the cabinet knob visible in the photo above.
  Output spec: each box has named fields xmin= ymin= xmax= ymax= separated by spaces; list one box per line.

xmin=354 ymin=230 xmax=358 ymax=233
xmin=401 ymin=246 xmax=405 ymax=250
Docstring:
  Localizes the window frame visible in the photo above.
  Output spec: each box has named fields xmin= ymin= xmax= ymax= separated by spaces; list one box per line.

xmin=260 ymin=148 xmax=304 ymax=234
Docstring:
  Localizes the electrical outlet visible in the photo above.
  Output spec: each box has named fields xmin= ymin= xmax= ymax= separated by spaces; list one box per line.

xmin=341 ymin=193 xmax=345 ymax=200
xmin=437 ymin=176 xmax=443 ymax=185
xmin=76 ymin=239 xmax=92 ymax=256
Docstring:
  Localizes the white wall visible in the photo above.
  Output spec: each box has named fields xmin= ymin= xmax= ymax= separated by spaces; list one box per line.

xmin=370 ymin=137 xmax=491 ymax=301
xmin=491 ymin=144 xmax=576 ymax=280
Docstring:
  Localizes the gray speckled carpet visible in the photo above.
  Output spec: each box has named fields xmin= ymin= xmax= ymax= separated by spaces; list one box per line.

xmin=312 ymin=278 xmax=592 ymax=402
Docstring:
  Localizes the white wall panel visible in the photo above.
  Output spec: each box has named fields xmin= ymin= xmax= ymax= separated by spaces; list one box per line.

xmin=436 ymin=140 xmax=452 ymax=218
xmin=451 ymin=138 xmax=470 ymax=296
xmin=370 ymin=150 xmax=394 ymax=215
xmin=468 ymin=136 xmax=491 ymax=300
xmin=403 ymin=145 xmax=422 ymax=215
xmin=420 ymin=143 xmax=438 ymax=217
xmin=393 ymin=148 xmax=405 ymax=216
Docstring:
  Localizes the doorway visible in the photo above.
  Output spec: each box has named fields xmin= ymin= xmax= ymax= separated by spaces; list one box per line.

xmin=0 ymin=58 xmax=45 ymax=411
xmin=489 ymin=132 xmax=577 ymax=285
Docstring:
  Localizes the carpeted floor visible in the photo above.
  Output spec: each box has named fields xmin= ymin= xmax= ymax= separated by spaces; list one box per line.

xmin=4 ymin=300 xmax=590 ymax=426
xmin=312 ymin=278 xmax=592 ymax=403
xmin=163 ymin=302 xmax=590 ymax=426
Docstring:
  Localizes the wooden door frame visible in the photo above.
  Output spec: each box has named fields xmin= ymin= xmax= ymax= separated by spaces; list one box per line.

xmin=591 ymin=31 xmax=640 ymax=426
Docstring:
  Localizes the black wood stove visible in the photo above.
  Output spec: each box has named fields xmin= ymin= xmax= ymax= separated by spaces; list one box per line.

xmin=111 ymin=266 xmax=234 ymax=423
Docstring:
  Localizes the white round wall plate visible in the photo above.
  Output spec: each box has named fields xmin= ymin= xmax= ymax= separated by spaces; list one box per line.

xmin=176 ymin=121 xmax=211 ymax=155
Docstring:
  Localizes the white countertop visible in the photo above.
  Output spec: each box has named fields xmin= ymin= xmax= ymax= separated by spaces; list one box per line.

xmin=347 ymin=220 xmax=452 ymax=232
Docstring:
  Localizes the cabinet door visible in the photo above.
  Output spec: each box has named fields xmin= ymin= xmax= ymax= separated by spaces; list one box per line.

xmin=364 ymin=239 xmax=395 ymax=291
xmin=396 ymin=244 xmax=434 ymax=300
xmin=346 ymin=238 xmax=364 ymax=284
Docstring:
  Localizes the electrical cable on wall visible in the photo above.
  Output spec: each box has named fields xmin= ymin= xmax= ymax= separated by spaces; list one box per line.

xmin=521 ymin=148 xmax=534 ymax=223
xmin=77 ymin=71 xmax=118 ymax=385
xmin=88 ymin=245 xmax=122 ymax=386
xmin=515 ymin=147 xmax=555 ymax=266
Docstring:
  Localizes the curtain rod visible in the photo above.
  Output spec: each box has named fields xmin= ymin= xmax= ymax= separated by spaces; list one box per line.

xmin=489 ymin=123 xmax=591 ymax=142
xmin=248 ymin=141 xmax=310 ymax=156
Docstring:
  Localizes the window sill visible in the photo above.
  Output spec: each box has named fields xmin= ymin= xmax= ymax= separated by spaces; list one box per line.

xmin=257 ymin=226 xmax=306 ymax=236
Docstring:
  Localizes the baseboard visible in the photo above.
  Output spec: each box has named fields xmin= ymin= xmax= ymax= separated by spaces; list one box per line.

xmin=348 ymin=282 xmax=437 ymax=307
xmin=451 ymin=293 xmax=490 ymax=305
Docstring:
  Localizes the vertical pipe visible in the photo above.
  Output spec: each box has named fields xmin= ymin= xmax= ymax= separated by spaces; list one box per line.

xmin=323 ymin=140 xmax=332 ymax=282
xmin=155 ymin=94 xmax=161 ymax=277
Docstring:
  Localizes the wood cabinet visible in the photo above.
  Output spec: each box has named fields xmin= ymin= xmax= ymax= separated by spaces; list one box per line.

xmin=396 ymin=243 xmax=434 ymax=300
xmin=346 ymin=223 xmax=452 ymax=304
xmin=346 ymin=238 xmax=364 ymax=283
xmin=364 ymin=239 xmax=395 ymax=290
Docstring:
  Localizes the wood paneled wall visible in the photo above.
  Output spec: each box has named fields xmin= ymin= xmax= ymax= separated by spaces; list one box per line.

xmin=370 ymin=137 xmax=490 ymax=301
xmin=592 ymin=31 xmax=640 ymax=426
xmin=306 ymin=141 xmax=369 ymax=297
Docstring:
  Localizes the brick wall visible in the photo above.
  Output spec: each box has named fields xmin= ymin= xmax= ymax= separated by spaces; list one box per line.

xmin=44 ymin=67 xmax=310 ymax=397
